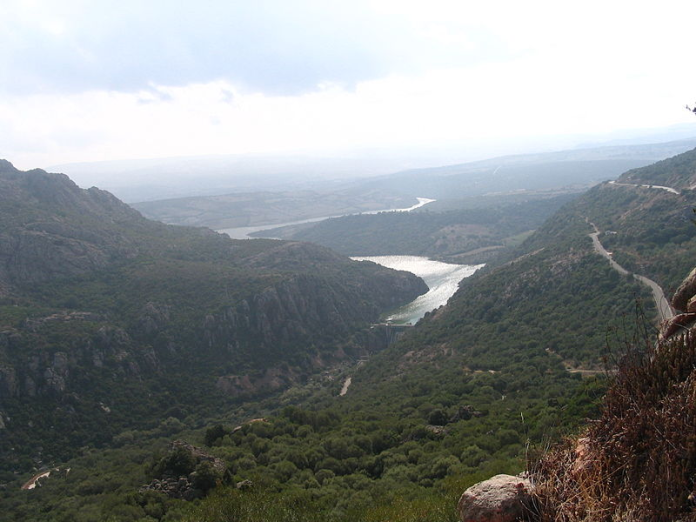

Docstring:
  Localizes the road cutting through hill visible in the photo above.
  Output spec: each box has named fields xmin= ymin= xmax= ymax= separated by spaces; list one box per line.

xmin=589 ymin=222 xmax=674 ymax=323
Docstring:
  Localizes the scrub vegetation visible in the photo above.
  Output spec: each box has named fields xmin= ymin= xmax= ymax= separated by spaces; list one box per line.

xmin=2 ymin=147 xmax=696 ymax=521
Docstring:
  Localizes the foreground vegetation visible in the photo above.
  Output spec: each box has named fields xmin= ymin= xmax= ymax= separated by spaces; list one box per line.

xmin=534 ymin=327 xmax=696 ymax=521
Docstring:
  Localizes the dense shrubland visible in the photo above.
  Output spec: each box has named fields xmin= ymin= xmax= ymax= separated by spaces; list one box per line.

xmin=3 ymin=148 xmax=696 ymax=521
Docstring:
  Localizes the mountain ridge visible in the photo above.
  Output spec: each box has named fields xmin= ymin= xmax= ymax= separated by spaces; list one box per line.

xmin=2 ymin=147 xmax=696 ymax=520
xmin=0 ymin=160 xmax=427 ymax=475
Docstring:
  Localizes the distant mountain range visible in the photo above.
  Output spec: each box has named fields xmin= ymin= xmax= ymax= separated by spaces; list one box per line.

xmin=131 ymin=138 xmax=696 ymax=230
xmin=47 ymin=125 xmax=696 ymax=204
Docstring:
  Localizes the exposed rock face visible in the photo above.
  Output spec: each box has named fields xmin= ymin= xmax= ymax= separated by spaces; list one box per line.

xmin=0 ymin=162 xmax=143 ymax=289
xmin=457 ymin=474 xmax=533 ymax=522
xmin=142 ymin=440 xmax=227 ymax=501
xmin=202 ymin=270 xmax=424 ymax=361
xmin=672 ymin=267 xmax=696 ymax=313
xmin=0 ymin=314 xmax=157 ymax=400
xmin=661 ymin=267 xmax=696 ymax=341
xmin=0 ymin=160 xmax=429 ymax=472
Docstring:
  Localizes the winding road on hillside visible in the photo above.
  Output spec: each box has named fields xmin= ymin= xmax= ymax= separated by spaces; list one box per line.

xmin=608 ymin=180 xmax=681 ymax=195
xmin=589 ymin=222 xmax=674 ymax=322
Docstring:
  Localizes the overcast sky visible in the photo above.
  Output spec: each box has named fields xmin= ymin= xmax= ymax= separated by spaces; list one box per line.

xmin=2 ymin=0 xmax=696 ymax=170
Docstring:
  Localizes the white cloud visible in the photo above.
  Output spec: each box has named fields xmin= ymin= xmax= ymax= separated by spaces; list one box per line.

xmin=2 ymin=0 xmax=696 ymax=169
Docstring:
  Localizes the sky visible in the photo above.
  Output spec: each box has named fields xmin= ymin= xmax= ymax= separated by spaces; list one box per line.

xmin=2 ymin=0 xmax=696 ymax=171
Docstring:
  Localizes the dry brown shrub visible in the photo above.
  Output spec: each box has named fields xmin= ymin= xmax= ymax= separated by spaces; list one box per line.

xmin=532 ymin=332 xmax=696 ymax=522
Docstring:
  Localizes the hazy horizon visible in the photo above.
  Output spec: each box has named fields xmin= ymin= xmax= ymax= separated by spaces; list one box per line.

xmin=28 ymin=125 xmax=694 ymax=204
xmin=2 ymin=0 xmax=696 ymax=173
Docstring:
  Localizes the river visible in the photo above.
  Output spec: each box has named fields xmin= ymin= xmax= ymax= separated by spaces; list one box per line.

xmin=351 ymin=256 xmax=483 ymax=324
xmin=217 ymin=197 xmax=478 ymax=325
xmin=218 ymin=197 xmax=436 ymax=239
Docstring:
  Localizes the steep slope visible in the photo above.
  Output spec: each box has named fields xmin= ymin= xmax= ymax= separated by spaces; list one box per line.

xmin=0 ymin=161 xmax=427 ymax=475
xmin=618 ymin=147 xmax=696 ymax=190
xmin=580 ymin=149 xmax=696 ymax=293
xmin=3 ymin=149 xmax=695 ymax=521
xmin=166 ymin=149 xmax=696 ymax=519
xmin=532 ymin=265 xmax=696 ymax=521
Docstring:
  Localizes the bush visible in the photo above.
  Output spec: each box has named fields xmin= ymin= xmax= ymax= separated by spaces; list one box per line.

xmin=533 ymin=331 xmax=696 ymax=521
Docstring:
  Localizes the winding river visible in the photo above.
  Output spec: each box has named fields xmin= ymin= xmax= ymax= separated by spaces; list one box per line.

xmin=219 ymin=197 xmax=436 ymax=240
xmin=218 ymin=197 xmax=480 ymax=325
xmin=352 ymin=256 xmax=483 ymax=324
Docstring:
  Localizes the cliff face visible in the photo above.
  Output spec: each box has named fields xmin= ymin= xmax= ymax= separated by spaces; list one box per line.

xmin=0 ymin=160 xmax=426 ymax=472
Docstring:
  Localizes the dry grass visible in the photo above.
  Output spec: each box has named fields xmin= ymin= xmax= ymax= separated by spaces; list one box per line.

xmin=531 ymin=331 xmax=696 ymax=522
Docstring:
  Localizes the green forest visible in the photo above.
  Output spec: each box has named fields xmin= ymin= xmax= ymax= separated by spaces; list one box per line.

xmin=2 ymin=148 xmax=696 ymax=521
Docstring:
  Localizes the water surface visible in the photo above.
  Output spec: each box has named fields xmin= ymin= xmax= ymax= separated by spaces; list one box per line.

xmin=351 ymin=255 xmax=483 ymax=324
xmin=219 ymin=197 xmax=436 ymax=239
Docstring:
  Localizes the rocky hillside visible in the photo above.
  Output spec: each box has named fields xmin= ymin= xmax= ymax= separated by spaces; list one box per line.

xmin=153 ymin=150 xmax=696 ymax=521
xmin=3 ymin=149 xmax=696 ymax=521
xmin=0 ymin=160 xmax=426 ymax=474
xmin=561 ymin=148 xmax=696 ymax=293
xmin=531 ymin=265 xmax=696 ymax=522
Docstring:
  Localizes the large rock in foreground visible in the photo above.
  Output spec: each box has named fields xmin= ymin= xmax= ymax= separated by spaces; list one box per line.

xmin=457 ymin=474 xmax=533 ymax=522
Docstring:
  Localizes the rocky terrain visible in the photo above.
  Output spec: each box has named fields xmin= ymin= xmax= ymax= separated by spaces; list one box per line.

xmin=0 ymin=160 xmax=427 ymax=473
xmin=3 ymin=147 xmax=696 ymax=521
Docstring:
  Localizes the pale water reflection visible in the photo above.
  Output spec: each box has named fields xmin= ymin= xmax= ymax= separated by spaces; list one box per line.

xmin=351 ymin=255 xmax=483 ymax=325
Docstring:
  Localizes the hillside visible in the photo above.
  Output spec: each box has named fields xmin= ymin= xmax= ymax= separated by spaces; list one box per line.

xmin=169 ymin=148 xmax=696 ymax=520
xmin=130 ymin=139 xmax=696 ymax=232
xmin=132 ymin=188 xmax=414 ymax=230
xmin=2 ymin=148 xmax=696 ymax=521
xmin=257 ymin=193 xmax=578 ymax=263
xmin=569 ymin=148 xmax=696 ymax=293
xmin=532 ymin=266 xmax=696 ymax=521
xmin=0 ymin=160 xmax=427 ymax=478
xmin=340 ymin=139 xmax=696 ymax=202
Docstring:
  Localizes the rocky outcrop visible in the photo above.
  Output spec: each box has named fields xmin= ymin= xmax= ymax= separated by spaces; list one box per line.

xmin=660 ymin=267 xmax=696 ymax=341
xmin=142 ymin=440 xmax=227 ymax=500
xmin=457 ymin=474 xmax=534 ymax=522
xmin=0 ymin=162 xmax=144 ymax=289
xmin=0 ymin=314 xmax=159 ymax=400
xmin=671 ymin=267 xmax=696 ymax=313
xmin=202 ymin=270 xmax=425 ymax=364
xmin=0 ymin=160 xmax=429 ymax=473
xmin=216 ymin=368 xmax=294 ymax=397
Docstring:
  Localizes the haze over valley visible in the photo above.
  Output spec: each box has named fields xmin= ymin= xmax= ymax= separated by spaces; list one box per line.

xmin=4 ymin=1 xmax=696 ymax=521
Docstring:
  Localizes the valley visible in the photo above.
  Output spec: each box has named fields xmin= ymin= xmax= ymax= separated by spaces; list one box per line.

xmin=1 ymin=143 xmax=696 ymax=522
xmin=8 ymin=2 xmax=696 ymax=519
xmin=350 ymin=256 xmax=483 ymax=324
